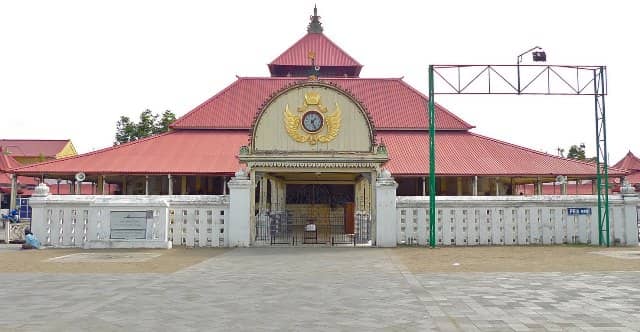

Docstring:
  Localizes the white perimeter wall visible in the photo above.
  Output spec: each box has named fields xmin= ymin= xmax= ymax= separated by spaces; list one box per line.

xmin=28 ymin=193 xmax=639 ymax=248
xmin=397 ymin=195 xmax=639 ymax=247
xmin=29 ymin=195 xmax=229 ymax=248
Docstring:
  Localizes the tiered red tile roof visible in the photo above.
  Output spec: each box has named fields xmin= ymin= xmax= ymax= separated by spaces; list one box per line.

xmin=613 ymin=151 xmax=640 ymax=171
xmin=612 ymin=151 xmax=640 ymax=184
xmin=10 ymin=8 xmax=626 ymax=179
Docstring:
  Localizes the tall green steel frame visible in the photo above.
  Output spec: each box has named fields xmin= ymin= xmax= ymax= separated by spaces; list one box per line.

xmin=427 ymin=64 xmax=609 ymax=248
xmin=428 ymin=66 xmax=436 ymax=247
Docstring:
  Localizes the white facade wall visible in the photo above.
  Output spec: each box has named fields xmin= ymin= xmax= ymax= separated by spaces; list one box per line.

xmin=396 ymin=195 xmax=639 ymax=246
xmin=29 ymin=195 xmax=229 ymax=248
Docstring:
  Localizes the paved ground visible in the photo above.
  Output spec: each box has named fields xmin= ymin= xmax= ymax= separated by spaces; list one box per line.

xmin=1 ymin=247 xmax=640 ymax=331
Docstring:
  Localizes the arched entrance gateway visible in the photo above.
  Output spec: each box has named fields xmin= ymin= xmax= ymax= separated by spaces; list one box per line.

xmin=240 ymin=81 xmax=388 ymax=246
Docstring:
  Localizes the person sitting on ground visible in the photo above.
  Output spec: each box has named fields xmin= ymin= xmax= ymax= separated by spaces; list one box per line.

xmin=22 ymin=228 xmax=41 ymax=250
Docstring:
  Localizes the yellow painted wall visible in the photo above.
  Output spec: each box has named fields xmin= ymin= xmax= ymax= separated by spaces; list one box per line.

xmin=11 ymin=141 xmax=77 ymax=165
xmin=14 ymin=156 xmax=52 ymax=165
xmin=253 ymin=85 xmax=373 ymax=152
xmin=56 ymin=141 xmax=77 ymax=159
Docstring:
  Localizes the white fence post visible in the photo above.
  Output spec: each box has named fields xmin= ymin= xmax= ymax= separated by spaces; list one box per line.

xmin=375 ymin=169 xmax=398 ymax=247
xmin=621 ymin=191 xmax=639 ymax=245
xmin=228 ymin=170 xmax=251 ymax=247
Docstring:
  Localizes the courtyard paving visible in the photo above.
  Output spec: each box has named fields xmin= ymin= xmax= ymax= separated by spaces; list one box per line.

xmin=1 ymin=246 xmax=640 ymax=331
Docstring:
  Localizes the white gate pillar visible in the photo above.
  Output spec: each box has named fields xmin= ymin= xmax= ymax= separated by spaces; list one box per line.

xmin=620 ymin=182 xmax=639 ymax=245
xmin=28 ymin=183 xmax=50 ymax=243
xmin=375 ymin=169 xmax=398 ymax=247
xmin=228 ymin=169 xmax=251 ymax=247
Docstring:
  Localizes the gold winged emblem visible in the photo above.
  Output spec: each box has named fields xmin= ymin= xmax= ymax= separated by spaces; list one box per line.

xmin=284 ymin=92 xmax=341 ymax=144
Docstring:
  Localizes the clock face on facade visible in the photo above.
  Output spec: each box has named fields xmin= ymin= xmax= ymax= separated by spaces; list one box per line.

xmin=302 ymin=111 xmax=324 ymax=133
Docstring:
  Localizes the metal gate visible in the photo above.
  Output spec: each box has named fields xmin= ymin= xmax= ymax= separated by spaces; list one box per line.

xmin=254 ymin=209 xmax=371 ymax=246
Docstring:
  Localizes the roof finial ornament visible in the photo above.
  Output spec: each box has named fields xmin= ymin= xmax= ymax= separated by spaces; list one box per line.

xmin=307 ymin=5 xmax=323 ymax=33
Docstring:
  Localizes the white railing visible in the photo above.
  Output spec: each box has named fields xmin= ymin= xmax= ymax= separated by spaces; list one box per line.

xmin=396 ymin=195 xmax=639 ymax=246
xmin=30 ymin=195 xmax=229 ymax=248
xmin=167 ymin=196 xmax=228 ymax=248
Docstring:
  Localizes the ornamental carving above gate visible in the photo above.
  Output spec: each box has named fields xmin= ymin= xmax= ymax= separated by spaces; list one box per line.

xmin=283 ymin=92 xmax=341 ymax=145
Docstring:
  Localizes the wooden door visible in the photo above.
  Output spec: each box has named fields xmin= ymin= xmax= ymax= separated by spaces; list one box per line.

xmin=344 ymin=202 xmax=355 ymax=234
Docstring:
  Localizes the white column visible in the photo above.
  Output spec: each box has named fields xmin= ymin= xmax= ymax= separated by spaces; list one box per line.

xmin=145 ymin=176 xmax=149 ymax=195
xmin=228 ymin=169 xmax=251 ymax=247
xmin=9 ymin=174 xmax=17 ymax=210
xmin=222 ymin=176 xmax=227 ymax=195
xmin=375 ymin=169 xmax=398 ymax=247
xmin=167 ymin=174 xmax=173 ymax=195
xmin=472 ymin=176 xmax=478 ymax=196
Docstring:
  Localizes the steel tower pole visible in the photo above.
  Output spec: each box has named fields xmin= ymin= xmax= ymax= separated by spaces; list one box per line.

xmin=428 ymin=65 xmax=436 ymax=248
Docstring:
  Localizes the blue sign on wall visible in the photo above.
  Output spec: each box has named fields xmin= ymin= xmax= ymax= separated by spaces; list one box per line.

xmin=567 ymin=207 xmax=592 ymax=215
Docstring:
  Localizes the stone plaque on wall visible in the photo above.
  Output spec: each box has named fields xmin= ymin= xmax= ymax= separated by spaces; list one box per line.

xmin=110 ymin=211 xmax=151 ymax=239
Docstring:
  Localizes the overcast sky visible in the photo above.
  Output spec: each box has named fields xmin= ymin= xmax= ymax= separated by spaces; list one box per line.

xmin=0 ymin=0 xmax=636 ymax=163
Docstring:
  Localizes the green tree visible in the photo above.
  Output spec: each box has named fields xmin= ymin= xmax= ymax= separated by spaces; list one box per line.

xmin=567 ymin=144 xmax=586 ymax=160
xmin=114 ymin=116 xmax=137 ymax=144
xmin=114 ymin=109 xmax=176 ymax=145
xmin=154 ymin=110 xmax=177 ymax=134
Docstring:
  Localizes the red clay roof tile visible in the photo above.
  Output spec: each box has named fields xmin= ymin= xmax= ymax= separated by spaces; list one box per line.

xmin=0 ymin=139 xmax=70 ymax=158
xmin=171 ymin=77 xmax=473 ymax=131
xmin=12 ymin=131 xmax=247 ymax=175
xmin=269 ymin=33 xmax=361 ymax=69
xmin=380 ymin=131 xmax=627 ymax=176
xmin=612 ymin=151 xmax=640 ymax=171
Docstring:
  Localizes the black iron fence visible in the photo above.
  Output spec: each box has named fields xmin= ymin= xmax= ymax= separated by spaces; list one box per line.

xmin=254 ymin=208 xmax=371 ymax=246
